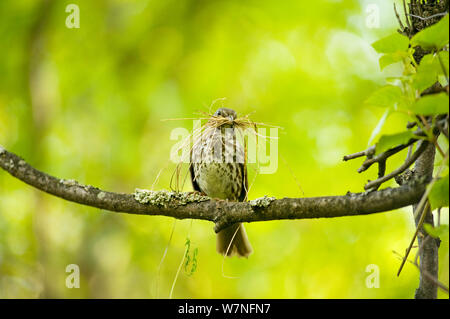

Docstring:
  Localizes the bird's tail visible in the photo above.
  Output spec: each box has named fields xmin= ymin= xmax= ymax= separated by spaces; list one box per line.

xmin=216 ymin=223 xmax=253 ymax=258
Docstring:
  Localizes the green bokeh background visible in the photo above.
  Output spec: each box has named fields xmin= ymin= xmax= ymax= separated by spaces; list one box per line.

xmin=0 ymin=0 xmax=448 ymax=298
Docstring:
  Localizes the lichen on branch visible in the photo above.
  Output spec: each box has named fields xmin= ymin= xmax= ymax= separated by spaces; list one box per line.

xmin=0 ymin=145 xmax=428 ymax=233
xmin=134 ymin=189 xmax=210 ymax=207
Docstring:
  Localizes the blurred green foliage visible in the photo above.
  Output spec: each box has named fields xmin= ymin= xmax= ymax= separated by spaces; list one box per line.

xmin=0 ymin=0 xmax=448 ymax=298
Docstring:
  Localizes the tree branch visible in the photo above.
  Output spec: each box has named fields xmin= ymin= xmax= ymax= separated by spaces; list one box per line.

xmin=344 ymin=117 xmax=447 ymax=191
xmin=364 ymin=141 xmax=428 ymax=191
xmin=403 ymin=0 xmax=448 ymax=299
xmin=412 ymin=141 xmax=439 ymax=299
xmin=0 ymin=145 xmax=427 ymax=233
xmin=343 ymin=146 xmax=375 ymax=161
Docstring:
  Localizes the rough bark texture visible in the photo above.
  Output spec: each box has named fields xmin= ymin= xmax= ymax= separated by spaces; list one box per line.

xmin=413 ymin=142 xmax=439 ymax=299
xmin=404 ymin=0 xmax=448 ymax=299
xmin=1 ymin=146 xmax=427 ymax=233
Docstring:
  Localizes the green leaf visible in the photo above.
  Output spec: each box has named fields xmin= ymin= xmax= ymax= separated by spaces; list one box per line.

xmin=423 ymin=223 xmax=449 ymax=238
xmin=379 ymin=52 xmax=408 ymax=70
xmin=375 ymin=131 xmax=415 ymax=155
xmin=438 ymin=50 xmax=449 ymax=76
xmin=428 ymin=174 xmax=449 ymax=210
xmin=411 ymin=15 xmax=449 ymax=50
xmin=372 ymin=32 xmax=409 ymax=54
xmin=364 ymin=85 xmax=408 ymax=110
xmin=412 ymin=53 xmax=443 ymax=92
xmin=410 ymin=93 xmax=449 ymax=115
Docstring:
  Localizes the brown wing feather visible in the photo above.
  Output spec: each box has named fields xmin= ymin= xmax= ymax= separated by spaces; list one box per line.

xmin=190 ymin=150 xmax=202 ymax=192
xmin=238 ymin=162 xmax=248 ymax=202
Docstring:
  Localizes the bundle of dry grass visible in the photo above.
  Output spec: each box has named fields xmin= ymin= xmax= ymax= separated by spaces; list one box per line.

xmin=162 ymin=101 xmax=280 ymax=192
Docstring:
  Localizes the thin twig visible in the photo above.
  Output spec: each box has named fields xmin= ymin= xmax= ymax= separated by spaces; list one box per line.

xmin=432 ymin=137 xmax=446 ymax=158
xmin=397 ymin=152 xmax=449 ymax=276
xmin=397 ymin=201 xmax=430 ymax=276
xmin=408 ymin=12 xmax=449 ymax=21
xmin=357 ymin=141 xmax=415 ymax=173
xmin=365 ymin=141 xmax=428 ymax=190
xmin=393 ymin=250 xmax=449 ymax=294
xmin=394 ymin=3 xmax=406 ymax=32
xmin=403 ymin=0 xmax=412 ymax=35
xmin=371 ymin=160 xmax=386 ymax=191
xmin=343 ymin=146 xmax=375 ymax=161
xmin=345 ymin=118 xmax=448 ymax=175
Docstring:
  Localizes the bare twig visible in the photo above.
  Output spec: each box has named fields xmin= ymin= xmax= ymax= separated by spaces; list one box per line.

xmin=397 ymin=201 xmax=430 ymax=276
xmin=395 ymin=150 xmax=447 ymax=278
xmin=357 ymin=141 xmax=415 ymax=173
xmin=393 ymin=250 xmax=449 ymax=294
xmin=403 ymin=0 xmax=412 ymax=35
xmin=394 ymin=3 xmax=406 ymax=32
xmin=343 ymin=146 xmax=375 ymax=161
xmin=364 ymin=141 xmax=428 ymax=190
xmin=377 ymin=160 xmax=386 ymax=180
xmin=345 ymin=117 xmax=447 ymax=179
xmin=432 ymin=136 xmax=446 ymax=158
xmin=408 ymin=12 xmax=449 ymax=21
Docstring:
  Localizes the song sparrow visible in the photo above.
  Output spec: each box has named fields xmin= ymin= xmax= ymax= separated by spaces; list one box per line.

xmin=190 ymin=108 xmax=253 ymax=257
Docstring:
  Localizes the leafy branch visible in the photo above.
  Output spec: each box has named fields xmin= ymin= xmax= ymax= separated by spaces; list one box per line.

xmin=345 ymin=3 xmax=449 ymax=299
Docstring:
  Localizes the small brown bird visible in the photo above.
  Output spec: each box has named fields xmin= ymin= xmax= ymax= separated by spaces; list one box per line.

xmin=190 ymin=108 xmax=253 ymax=257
